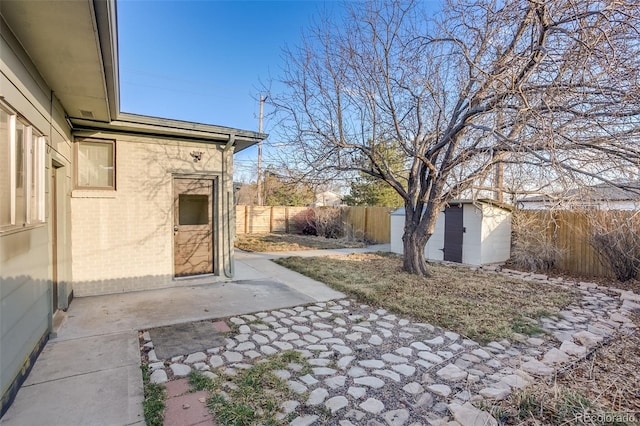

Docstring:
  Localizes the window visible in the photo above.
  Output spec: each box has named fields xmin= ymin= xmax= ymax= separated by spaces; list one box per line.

xmin=179 ymin=194 xmax=209 ymax=225
xmin=0 ymin=103 xmax=46 ymax=231
xmin=75 ymin=139 xmax=115 ymax=189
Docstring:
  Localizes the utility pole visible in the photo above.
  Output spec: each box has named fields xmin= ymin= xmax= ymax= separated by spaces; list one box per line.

xmin=257 ymin=95 xmax=267 ymax=205
xmin=493 ymin=161 xmax=504 ymax=203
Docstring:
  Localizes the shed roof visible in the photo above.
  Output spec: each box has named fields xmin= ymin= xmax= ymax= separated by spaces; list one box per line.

xmin=391 ymin=199 xmax=513 ymax=216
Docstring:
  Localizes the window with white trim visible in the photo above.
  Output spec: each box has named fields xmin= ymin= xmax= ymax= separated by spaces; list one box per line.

xmin=75 ymin=138 xmax=115 ymax=189
xmin=0 ymin=103 xmax=46 ymax=231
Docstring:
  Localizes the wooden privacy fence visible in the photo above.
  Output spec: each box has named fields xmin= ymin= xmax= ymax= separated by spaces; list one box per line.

xmin=513 ymin=210 xmax=639 ymax=278
xmin=235 ymin=205 xmax=393 ymax=243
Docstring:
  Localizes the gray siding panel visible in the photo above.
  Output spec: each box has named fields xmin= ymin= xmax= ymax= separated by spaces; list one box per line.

xmin=0 ymin=226 xmax=51 ymax=397
xmin=0 ymin=296 xmax=48 ymax=394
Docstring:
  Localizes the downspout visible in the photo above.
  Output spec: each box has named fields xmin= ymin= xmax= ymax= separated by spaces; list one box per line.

xmin=222 ymin=134 xmax=236 ymax=278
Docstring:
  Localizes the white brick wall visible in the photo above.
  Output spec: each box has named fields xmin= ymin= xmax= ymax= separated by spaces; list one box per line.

xmin=70 ymin=134 xmax=231 ymax=296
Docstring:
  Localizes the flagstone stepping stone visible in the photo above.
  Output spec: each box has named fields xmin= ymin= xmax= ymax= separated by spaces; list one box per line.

xmin=428 ymin=384 xmax=451 ymax=397
xmin=354 ymin=376 xmax=385 ymax=388
xmin=345 ymin=332 xmax=362 ymax=341
xmin=559 ymin=340 xmax=587 ymax=357
xmin=391 ymin=364 xmax=415 ymax=376
xmin=348 ymin=366 xmax=367 ymax=377
xmin=396 ymin=347 xmax=413 ymax=356
xmin=336 ymin=356 xmax=354 ymax=369
xmin=383 ymin=409 xmax=410 ymax=426
xmin=359 ymin=398 xmax=385 ymax=414
xmin=573 ymin=330 xmax=603 ymax=348
xmin=170 ymin=364 xmax=191 ymax=377
xmin=448 ymin=402 xmax=498 ymax=426
xmin=333 ymin=345 xmax=353 ymax=355
xmin=312 ymin=330 xmax=333 ymax=339
xmin=444 ymin=331 xmax=460 ymax=341
xmin=184 ymin=352 xmax=207 ymax=364
xmin=235 ymin=342 xmax=255 ymax=351
xmin=313 ymin=367 xmax=337 ymax=376
xmin=222 ymin=351 xmax=243 ymax=363
xmin=307 ymin=388 xmax=329 ymax=405
xmin=325 ymin=396 xmax=349 ymax=413
xmin=425 ymin=336 xmax=444 ymax=345
xmin=410 ymin=342 xmax=430 ymax=351
xmin=368 ymin=335 xmax=383 ymax=345
xmin=479 ymin=387 xmax=511 ymax=400
xmin=418 ymin=351 xmax=444 ymax=364
xmin=348 ymin=386 xmax=366 ymax=399
xmin=471 ymin=348 xmax=491 ymax=359
xmin=252 ymin=334 xmax=269 ymax=345
xmin=359 ymin=359 xmax=385 ymax=369
xmin=300 ymin=374 xmax=318 ymax=385
xmin=273 ymin=341 xmax=294 ymax=350
xmin=373 ymin=369 xmax=401 ymax=382
xmin=150 ymin=369 xmax=168 ymax=384
xmin=376 ymin=321 xmax=395 ymax=329
xmin=436 ymin=364 xmax=468 ymax=381
xmin=521 ymin=360 xmax=554 ymax=376
xmin=308 ymin=358 xmax=331 ymax=366
xmin=543 ymin=348 xmax=570 ymax=364
xmin=275 ymin=400 xmax=299 ymax=420
xmin=288 ymin=380 xmax=308 ymax=394
xmin=290 ymin=415 xmax=318 ymax=426
xmin=500 ymin=374 xmax=529 ymax=389
xmin=149 ymin=362 xmax=164 ymax=371
xmin=325 ymin=375 xmax=346 ymax=389
xmin=402 ymin=382 xmax=424 ymax=394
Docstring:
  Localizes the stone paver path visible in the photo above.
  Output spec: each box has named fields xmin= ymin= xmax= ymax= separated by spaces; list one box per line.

xmin=142 ymin=271 xmax=638 ymax=426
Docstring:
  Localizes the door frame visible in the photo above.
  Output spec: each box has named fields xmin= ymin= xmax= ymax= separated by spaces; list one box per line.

xmin=51 ymin=161 xmax=64 ymax=312
xmin=172 ymin=173 xmax=219 ymax=278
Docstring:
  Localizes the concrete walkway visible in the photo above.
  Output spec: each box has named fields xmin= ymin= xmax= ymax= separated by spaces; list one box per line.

xmin=0 ymin=247 xmax=366 ymax=426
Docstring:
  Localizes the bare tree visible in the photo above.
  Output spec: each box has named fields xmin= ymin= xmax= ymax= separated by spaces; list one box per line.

xmin=272 ymin=0 xmax=640 ymax=276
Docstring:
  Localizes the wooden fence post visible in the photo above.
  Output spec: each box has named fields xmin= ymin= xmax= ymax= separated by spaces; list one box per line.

xmin=269 ymin=206 xmax=274 ymax=233
xmin=244 ymin=205 xmax=248 ymax=235
xmin=285 ymin=207 xmax=290 ymax=233
xmin=364 ymin=207 xmax=369 ymax=241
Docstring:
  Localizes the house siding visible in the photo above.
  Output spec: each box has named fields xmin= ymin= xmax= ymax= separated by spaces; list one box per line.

xmin=70 ymin=132 xmax=233 ymax=296
xmin=1 ymin=20 xmax=73 ymax=410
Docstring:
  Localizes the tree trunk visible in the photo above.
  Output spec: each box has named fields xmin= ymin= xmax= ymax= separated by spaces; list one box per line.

xmin=402 ymin=224 xmax=432 ymax=277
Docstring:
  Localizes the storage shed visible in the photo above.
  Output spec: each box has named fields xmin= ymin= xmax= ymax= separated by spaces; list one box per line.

xmin=390 ymin=200 xmax=512 ymax=265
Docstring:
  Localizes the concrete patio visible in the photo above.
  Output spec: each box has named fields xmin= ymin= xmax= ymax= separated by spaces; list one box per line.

xmin=0 ymin=248 xmax=360 ymax=425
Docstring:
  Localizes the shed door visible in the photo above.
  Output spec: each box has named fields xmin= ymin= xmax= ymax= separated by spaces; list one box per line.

xmin=173 ymin=178 xmax=214 ymax=276
xmin=443 ymin=205 xmax=463 ymax=263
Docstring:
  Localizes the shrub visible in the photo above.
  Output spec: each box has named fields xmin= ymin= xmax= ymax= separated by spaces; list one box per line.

xmin=303 ymin=207 xmax=345 ymax=239
xmin=588 ymin=211 xmax=640 ymax=281
xmin=510 ymin=210 xmax=563 ymax=272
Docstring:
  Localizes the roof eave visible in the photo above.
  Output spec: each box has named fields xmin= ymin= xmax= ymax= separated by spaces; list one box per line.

xmin=70 ymin=114 xmax=266 ymax=152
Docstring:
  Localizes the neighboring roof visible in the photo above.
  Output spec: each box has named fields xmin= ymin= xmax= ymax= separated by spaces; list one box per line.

xmin=0 ymin=0 xmax=264 ymax=150
xmin=519 ymin=181 xmax=640 ymax=203
xmin=391 ymin=199 xmax=513 ymax=216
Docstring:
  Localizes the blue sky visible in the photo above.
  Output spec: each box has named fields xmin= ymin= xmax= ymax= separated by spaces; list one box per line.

xmin=117 ymin=0 xmax=337 ymax=181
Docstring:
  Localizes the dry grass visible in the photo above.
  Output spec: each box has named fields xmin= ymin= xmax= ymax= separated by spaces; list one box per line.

xmin=274 ymin=253 xmax=576 ymax=343
xmin=493 ymin=315 xmax=640 ymax=425
xmin=235 ymin=233 xmax=367 ymax=252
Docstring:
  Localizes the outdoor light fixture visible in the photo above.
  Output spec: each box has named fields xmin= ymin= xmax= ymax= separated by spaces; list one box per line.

xmin=190 ymin=151 xmax=204 ymax=162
